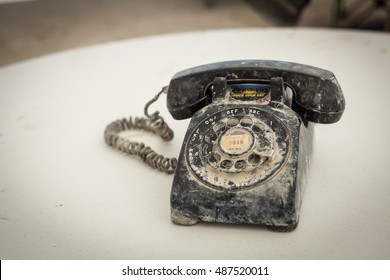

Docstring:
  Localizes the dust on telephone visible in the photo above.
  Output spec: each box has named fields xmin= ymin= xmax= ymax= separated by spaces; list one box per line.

xmin=104 ymin=60 xmax=345 ymax=231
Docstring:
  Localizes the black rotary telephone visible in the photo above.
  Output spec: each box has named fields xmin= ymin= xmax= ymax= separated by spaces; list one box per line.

xmin=104 ymin=60 xmax=345 ymax=231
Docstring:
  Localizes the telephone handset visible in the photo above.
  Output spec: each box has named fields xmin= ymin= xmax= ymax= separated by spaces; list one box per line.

xmin=167 ymin=60 xmax=344 ymax=123
xmin=104 ymin=60 xmax=345 ymax=231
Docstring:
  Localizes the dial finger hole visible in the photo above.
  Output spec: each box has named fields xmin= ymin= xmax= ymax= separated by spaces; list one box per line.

xmin=234 ymin=160 xmax=247 ymax=170
xmin=248 ymin=153 xmax=261 ymax=165
xmin=213 ymin=121 xmax=226 ymax=134
xmin=240 ymin=117 xmax=253 ymax=127
xmin=204 ymin=132 xmax=217 ymax=143
xmin=226 ymin=117 xmax=239 ymax=127
xmin=258 ymin=137 xmax=271 ymax=149
xmin=252 ymin=123 xmax=264 ymax=133
xmin=202 ymin=144 xmax=212 ymax=155
xmin=220 ymin=159 xmax=233 ymax=169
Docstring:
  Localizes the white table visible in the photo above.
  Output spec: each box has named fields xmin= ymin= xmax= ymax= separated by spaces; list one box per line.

xmin=0 ymin=28 xmax=389 ymax=259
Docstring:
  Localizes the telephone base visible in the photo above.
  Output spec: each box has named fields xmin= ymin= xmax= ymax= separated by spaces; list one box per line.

xmin=170 ymin=103 xmax=314 ymax=232
xmin=171 ymin=212 xmax=199 ymax=226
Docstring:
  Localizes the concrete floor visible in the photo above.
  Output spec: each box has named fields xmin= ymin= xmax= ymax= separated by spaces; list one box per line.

xmin=0 ymin=0 xmax=388 ymax=66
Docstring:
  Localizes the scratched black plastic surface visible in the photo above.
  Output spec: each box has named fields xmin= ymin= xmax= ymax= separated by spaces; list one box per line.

xmin=166 ymin=60 xmax=345 ymax=124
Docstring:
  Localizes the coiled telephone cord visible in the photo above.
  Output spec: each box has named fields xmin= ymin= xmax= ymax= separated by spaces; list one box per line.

xmin=104 ymin=89 xmax=177 ymax=174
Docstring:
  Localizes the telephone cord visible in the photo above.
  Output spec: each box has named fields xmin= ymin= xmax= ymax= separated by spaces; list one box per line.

xmin=104 ymin=89 xmax=177 ymax=174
